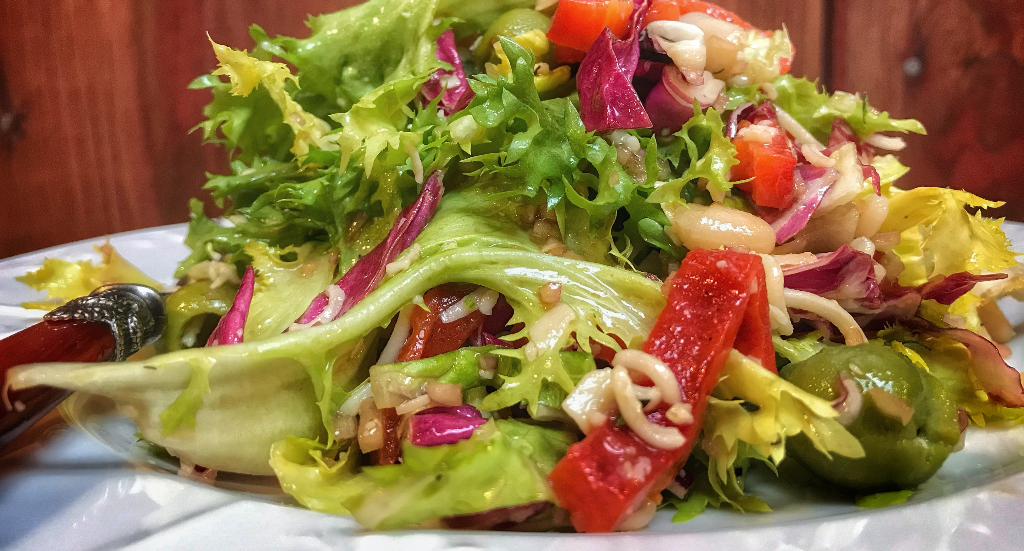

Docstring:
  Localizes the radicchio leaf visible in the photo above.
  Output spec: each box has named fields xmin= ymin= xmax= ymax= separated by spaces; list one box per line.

xmin=421 ymin=30 xmax=474 ymax=115
xmin=859 ymin=272 xmax=1007 ymax=327
xmin=206 ymin=265 xmax=255 ymax=346
xmin=295 ymin=171 xmax=445 ymax=326
xmin=409 ymin=405 xmax=487 ymax=447
xmin=783 ymin=245 xmax=880 ymax=308
xmin=771 ymin=165 xmax=839 ymax=243
xmin=576 ymin=1 xmax=651 ymax=132
xmin=901 ymin=317 xmax=1024 ymax=408
xmin=823 ymin=118 xmax=881 ymax=194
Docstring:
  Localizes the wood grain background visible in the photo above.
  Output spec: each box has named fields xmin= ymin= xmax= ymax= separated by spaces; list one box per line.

xmin=1 ymin=0 xmax=1021 ymax=258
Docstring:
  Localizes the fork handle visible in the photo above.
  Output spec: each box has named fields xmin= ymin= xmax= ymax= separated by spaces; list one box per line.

xmin=0 ymin=319 xmax=115 ymax=448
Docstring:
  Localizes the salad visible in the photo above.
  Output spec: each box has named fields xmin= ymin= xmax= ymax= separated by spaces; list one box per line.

xmin=8 ymin=0 xmax=1024 ymax=533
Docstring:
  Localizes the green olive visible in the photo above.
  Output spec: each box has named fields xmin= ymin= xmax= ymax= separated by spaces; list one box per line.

xmin=161 ymin=280 xmax=238 ymax=351
xmin=781 ymin=342 xmax=960 ymax=492
xmin=475 ymin=8 xmax=552 ymax=67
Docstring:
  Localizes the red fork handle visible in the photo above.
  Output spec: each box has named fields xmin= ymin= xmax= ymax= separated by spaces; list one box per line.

xmin=0 ymin=320 xmax=115 ymax=448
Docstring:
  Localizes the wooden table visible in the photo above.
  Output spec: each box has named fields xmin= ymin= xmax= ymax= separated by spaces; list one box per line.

xmin=1 ymin=0 xmax=1021 ymax=258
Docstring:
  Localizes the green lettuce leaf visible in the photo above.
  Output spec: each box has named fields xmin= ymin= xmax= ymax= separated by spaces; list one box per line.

xmin=650 ymin=105 xmax=736 ymax=204
xmin=369 ymin=346 xmax=506 ymax=407
xmin=257 ymin=0 xmax=444 ymax=116
xmin=773 ymin=332 xmax=826 ymax=365
xmin=243 ymin=241 xmax=337 ymax=341
xmin=9 ymin=189 xmax=663 ymax=474
xmin=880 ymin=187 xmax=1019 ymax=286
xmin=726 ymin=76 xmax=926 ymax=140
xmin=206 ymin=38 xmax=337 ymax=160
xmin=270 ymin=419 xmax=574 ymax=528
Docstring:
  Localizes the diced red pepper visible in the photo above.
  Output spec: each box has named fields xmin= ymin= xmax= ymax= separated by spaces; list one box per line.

xmin=369 ymin=407 xmax=401 ymax=466
xmin=548 ymin=249 xmax=772 ymax=532
xmin=397 ymin=283 xmax=486 ymax=362
xmin=547 ymin=0 xmax=634 ymax=53
xmin=732 ymin=121 xmax=797 ymax=210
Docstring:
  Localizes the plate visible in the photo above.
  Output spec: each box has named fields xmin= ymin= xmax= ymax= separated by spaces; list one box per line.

xmin=1 ymin=224 xmax=1023 ymax=550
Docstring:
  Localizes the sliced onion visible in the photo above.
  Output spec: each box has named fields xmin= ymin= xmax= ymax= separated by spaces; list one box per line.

xmin=645 ymin=20 xmax=706 ymax=83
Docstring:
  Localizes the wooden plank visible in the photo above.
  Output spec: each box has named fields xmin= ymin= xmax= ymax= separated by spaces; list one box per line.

xmin=0 ymin=0 xmax=355 ymax=258
xmin=831 ymin=0 xmax=1024 ymax=220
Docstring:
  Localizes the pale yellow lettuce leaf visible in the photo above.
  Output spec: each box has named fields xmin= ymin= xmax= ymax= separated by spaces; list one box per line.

xmin=881 ymin=187 xmax=1018 ymax=286
xmin=703 ymin=350 xmax=864 ymax=489
xmin=17 ymin=242 xmax=162 ymax=310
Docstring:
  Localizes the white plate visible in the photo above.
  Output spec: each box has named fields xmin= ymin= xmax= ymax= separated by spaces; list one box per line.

xmin=1 ymin=225 xmax=1023 ymax=551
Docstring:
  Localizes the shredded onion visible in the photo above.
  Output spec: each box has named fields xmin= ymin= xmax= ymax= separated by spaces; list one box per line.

xmin=611 ymin=349 xmax=682 ymax=410
xmin=783 ymin=288 xmax=867 ymax=345
xmin=645 ymin=20 xmax=706 ymax=82
xmin=611 ymin=367 xmax=686 ymax=450
xmin=338 ymin=382 xmax=374 ymax=416
xmin=773 ymin=105 xmax=826 ymax=150
xmin=524 ymin=303 xmax=576 ymax=361
xmin=863 ymin=133 xmax=906 ymax=151
xmin=377 ymin=306 xmax=413 ymax=365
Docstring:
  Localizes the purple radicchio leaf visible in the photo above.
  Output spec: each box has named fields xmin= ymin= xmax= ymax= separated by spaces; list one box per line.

xmin=771 ymin=164 xmax=839 ymax=244
xmin=409 ymin=405 xmax=487 ymax=447
xmin=856 ymin=272 xmax=1006 ymax=330
xmin=782 ymin=245 xmax=881 ymax=309
xmin=900 ymin=317 xmax=1024 ymax=408
xmin=206 ymin=265 xmax=255 ymax=346
xmin=294 ymin=171 xmax=445 ymax=327
xmin=421 ymin=29 xmax=474 ymax=115
xmin=442 ymin=502 xmax=554 ymax=531
xmin=576 ymin=1 xmax=652 ymax=132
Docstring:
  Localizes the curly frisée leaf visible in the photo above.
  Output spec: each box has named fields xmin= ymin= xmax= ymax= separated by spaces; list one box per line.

xmin=702 ymin=350 xmax=864 ymax=487
xmin=880 ymin=187 xmax=1019 ymax=287
xmin=649 ymin=105 xmax=737 ymax=204
xmin=207 ymin=38 xmax=337 ymax=160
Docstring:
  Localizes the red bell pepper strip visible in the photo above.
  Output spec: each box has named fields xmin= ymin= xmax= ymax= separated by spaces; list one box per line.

xmin=547 ymin=0 xmax=634 ymax=53
xmin=548 ymin=249 xmax=772 ymax=532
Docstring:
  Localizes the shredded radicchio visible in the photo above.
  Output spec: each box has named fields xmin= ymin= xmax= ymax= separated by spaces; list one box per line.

xmin=206 ymin=265 xmax=256 ymax=346
xmin=863 ymin=272 xmax=1008 ymax=325
xmin=442 ymin=502 xmax=554 ymax=531
xmin=470 ymin=295 xmax=516 ymax=347
xmin=822 ymin=119 xmax=881 ymax=195
xmin=771 ymin=165 xmax=839 ymax=244
xmin=409 ymin=405 xmax=488 ymax=447
xmin=294 ymin=171 xmax=445 ymax=327
xmin=783 ymin=245 xmax=881 ymax=308
xmin=900 ymin=317 xmax=1024 ymax=408
xmin=576 ymin=0 xmax=652 ymax=132
xmin=421 ymin=30 xmax=474 ymax=115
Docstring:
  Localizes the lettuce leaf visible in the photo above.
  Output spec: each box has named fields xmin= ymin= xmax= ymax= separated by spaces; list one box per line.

xmin=17 ymin=242 xmax=163 ymax=310
xmin=206 ymin=38 xmax=337 ymax=160
xmin=881 ymin=187 xmax=1018 ymax=286
xmin=9 ymin=189 xmax=663 ymax=474
xmin=649 ymin=105 xmax=736 ymax=204
xmin=257 ymin=0 xmax=444 ymax=116
xmin=242 ymin=241 xmax=337 ymax=341
xmin=702 ymin=350 xmax=864 ymax=496
xmin=270 ymin=419 xmax=574 ymax=528
xmin=727 ymin=76 xmax=926 ymax=140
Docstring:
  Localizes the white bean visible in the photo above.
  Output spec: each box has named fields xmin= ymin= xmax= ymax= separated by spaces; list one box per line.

xmin=670 ymin=203 xmax=776 ymax=253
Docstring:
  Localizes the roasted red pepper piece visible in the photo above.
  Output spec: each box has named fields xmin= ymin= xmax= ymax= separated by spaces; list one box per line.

xmin=548 ymin=249 xmax=771 ymax=532
xmin=369 ymin=407 xmax=402 ymax=466
xmin=733 ymin=122 xmax=797 ymax=210
xmin=547 ymin=0 xmax=634 ymax=52
xmin=397 ymin=283 xmax=486 ymax=362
